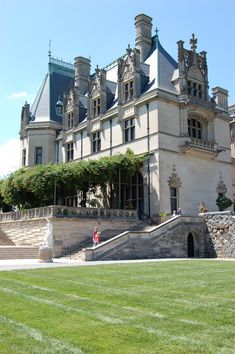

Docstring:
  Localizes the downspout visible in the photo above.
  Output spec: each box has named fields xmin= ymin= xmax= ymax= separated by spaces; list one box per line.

xmin=146 ymin=102 xmax=151 ymax=218
xmin=109 ymin=118 xmax=112 ymax=156
xmin=80 ymin=131 xmax=83 ymax=160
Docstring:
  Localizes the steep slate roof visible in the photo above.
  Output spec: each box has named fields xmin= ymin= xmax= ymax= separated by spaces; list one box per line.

xmin=145 ymin=35 xmax=178 ymax=94
xmin=30 ymin=58 xmax=74 ymax=124
xmin=30 ymin=33 xmax=179 ymax=123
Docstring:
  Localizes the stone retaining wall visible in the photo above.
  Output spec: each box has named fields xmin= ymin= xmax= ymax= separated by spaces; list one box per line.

xmin=0 ymin=217 xmax=140 ymax=257
xmin=85 ymin=216 xmax=206 ymax=261
xmin=203 ymin=212 xmax=235 ymax=258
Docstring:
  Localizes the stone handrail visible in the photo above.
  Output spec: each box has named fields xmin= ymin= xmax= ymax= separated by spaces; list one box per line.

xmin=84 ymin=215 xmax=205 ymax=260
xmin=0 ymin=205 xmax=138 ymax=222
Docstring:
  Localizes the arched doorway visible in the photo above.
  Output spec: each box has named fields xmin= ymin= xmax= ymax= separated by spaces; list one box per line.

xmin=187 ymin=233 xmax=195 ymax=257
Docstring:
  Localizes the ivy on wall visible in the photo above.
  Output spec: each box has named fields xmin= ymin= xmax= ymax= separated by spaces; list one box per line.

xmin=0 ymin=149 xmax=145 ymax=210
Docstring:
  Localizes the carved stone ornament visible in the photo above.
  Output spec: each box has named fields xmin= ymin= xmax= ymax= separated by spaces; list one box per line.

xmin=118 ymin=47 xmax=135 ymax=81
xmin=216 ymin=173 xmax=227 ymax=194
xmin=168 ymin=164 xmax=182 ymax=188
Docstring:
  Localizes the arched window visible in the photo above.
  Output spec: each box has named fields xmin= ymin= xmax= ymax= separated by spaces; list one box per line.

xmin=188 ymin=117 xmax=202 ymax=139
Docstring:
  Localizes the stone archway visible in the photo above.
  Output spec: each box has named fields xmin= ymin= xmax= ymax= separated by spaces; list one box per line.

xmin=187 ymin=233 xmax=195 ymax=257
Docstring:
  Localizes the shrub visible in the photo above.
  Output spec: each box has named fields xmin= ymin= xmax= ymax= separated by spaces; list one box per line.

xmin=216 ymin=196 xmax=232 ymax=211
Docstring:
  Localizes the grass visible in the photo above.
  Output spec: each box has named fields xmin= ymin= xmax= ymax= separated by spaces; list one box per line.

xmin=0 ymin=260 xmax=234 ymax=354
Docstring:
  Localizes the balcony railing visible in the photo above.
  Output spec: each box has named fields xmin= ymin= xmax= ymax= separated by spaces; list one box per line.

xmin=0 ymin=206 xmax=138 ymax=222
xmin=189 ymin=138 xmax=216 ymax=151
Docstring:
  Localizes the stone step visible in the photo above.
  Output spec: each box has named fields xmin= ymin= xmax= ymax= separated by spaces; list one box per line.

xmin=0 ymin=246 xmax=39 ymax=259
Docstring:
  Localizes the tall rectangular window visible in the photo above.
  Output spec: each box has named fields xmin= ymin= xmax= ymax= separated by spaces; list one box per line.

xmin=35 ymin=147 xmax=42 ymax=165
xmin=124 ymin=80 xmax=134 ymax=102
xmin=92 ymin=131 xmax=101 ymax=153
xmin=67 ymin=112 xmax=73 ymax=129
xmin=22 ymin=149 xmax=26 ymax=166
xmin=93 ymin=98 xmax=101 ymax=117
xmin=124 ymin=118 xmax=135 ymax=142
xmin=66 ymin=142 xmax=74 ymax=161
xmin=170 ymin=187 xmax=178 ymax=214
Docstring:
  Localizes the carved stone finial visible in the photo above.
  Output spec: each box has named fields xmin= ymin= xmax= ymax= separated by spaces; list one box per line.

xmin=126 ymin=44 xmax=132 ymax=55
xmin=155 ymin=26 xmax=159 ymax=37
xmin=48 ymin=39 xmax=52 ymax=60
xmin=190 ymin=33 xmax=197 ymax=51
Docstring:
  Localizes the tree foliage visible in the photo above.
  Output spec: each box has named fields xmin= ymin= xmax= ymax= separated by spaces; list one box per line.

xmin=0 ymin=150 xmax=145 ymax=210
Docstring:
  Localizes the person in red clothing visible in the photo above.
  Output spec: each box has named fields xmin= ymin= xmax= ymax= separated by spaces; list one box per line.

xmin=95 ymin=232 xmax=101 ymax=245
xmin=92 ymin=226 xmax=98 ymax=247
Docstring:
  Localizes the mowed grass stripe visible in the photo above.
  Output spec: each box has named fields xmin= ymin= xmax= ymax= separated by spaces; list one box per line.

xmin=0 ymin=315 xmax=84 ymax=354
xmin=0 ymin=260 xmax=234 ymax=353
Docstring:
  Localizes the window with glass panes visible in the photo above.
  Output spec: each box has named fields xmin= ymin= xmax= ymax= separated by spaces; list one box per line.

xmin=188 ymin=118 xmax=202 ymax=139
xmin=93 ymin=98 xmax=101 ymax=117
xmin=22 ymin=149 xmax=26 ymax=166
xmin=92 ymin=131 xmax=101 ymax=153
xmin=67 ymin=112 xmax=73 ymax=129
xmin=66 ymin=142 xmax=74 ymax=161
xmin=170 ymin=187 xmax=178 ymax=214
xmin=124 ymin=118 xmax=135 ymax=142
xmin=35 ymin=147 xmax=42 ymax=165
xmin=124 ymin=80 xmax=133 ymax=102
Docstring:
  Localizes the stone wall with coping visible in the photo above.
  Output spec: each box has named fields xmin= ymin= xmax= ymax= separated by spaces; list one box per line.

xmin=202 ymin=211 xmax=235 ymax=258
xmin=0 ymin=217 xmax=140 ymax=257
xmin=85 ymin=216 xmax=206 ymax=261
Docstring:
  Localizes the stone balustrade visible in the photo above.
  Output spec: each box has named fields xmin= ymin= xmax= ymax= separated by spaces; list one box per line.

xmin=189 ymin=138 xmax=215 ymax=151
xmin=0 ymin=205 xmax=138 ymax=222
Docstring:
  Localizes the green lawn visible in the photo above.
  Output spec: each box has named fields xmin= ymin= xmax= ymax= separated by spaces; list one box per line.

xmin=0 ymin=260 xmax=234 ymax=354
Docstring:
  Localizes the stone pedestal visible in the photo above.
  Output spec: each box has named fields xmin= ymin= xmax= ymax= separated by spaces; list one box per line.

xmin=38 ymin=246 xmax=53 ymax=263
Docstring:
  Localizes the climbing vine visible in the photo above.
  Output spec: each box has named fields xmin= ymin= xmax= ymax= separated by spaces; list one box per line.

xmin=0 ymin=150 xmax=145 ymax=210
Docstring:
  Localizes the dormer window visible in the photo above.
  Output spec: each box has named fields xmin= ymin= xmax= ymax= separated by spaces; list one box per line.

xmin=93 ymin=98 xmax=101 ymax=117
xmin=67 ymin=112 xmax=73 ymax=129
xmin=55 ymin=100 xmax=63 ymax=116
xmin=124 ymin=80 xmax=134 ymax=103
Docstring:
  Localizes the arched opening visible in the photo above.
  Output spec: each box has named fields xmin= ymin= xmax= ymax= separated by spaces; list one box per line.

xmin=187 ymin=233 xmax=195 ymax=257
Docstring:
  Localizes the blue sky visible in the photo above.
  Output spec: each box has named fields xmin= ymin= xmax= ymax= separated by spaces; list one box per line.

xmin=0 ymin=0 xmax=234 ymax=176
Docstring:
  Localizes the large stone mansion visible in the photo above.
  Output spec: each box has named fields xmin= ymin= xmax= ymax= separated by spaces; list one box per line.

xmin=19 ymin=13 xmax=235 ymax=217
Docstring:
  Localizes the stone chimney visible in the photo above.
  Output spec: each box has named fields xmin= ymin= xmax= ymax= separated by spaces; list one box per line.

xmin=135 ymin=14 xmax=153 ymax=62
xmin=212 ymin=87 xmax=228 ymax=111
xmin=74 ymin=56 xmax=90 ymax=95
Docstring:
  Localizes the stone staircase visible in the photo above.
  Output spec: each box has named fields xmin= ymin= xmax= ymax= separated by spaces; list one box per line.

xmin=59 ymin=223 xmax=150 ymax=260
xmin=0 ymin=246 xmax=39 ymax=260
xmin=0 ymin=228 xmax=15 ymax=246
xmin=83 ymin=216 xmax=206 ymax=261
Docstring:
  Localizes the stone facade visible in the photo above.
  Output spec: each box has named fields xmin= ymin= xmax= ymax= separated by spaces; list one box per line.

xmin=203 ymin=212 xmax=235 ymax=258
xmin=20 ymin=13 xmax=234 ymax=218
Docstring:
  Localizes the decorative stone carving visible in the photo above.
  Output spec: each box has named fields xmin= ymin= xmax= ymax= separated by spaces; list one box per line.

xmin=168 ymin=165 xmax=182 ymax=188
xmin=216 ymin=173 xmax=227 ymax=195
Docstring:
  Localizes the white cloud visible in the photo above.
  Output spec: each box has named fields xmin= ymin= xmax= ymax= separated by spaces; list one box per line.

xmin=0 ymin=139 xmax=20 ymax=178
xmin=8 ymin=91 xmax=28 ymax=99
